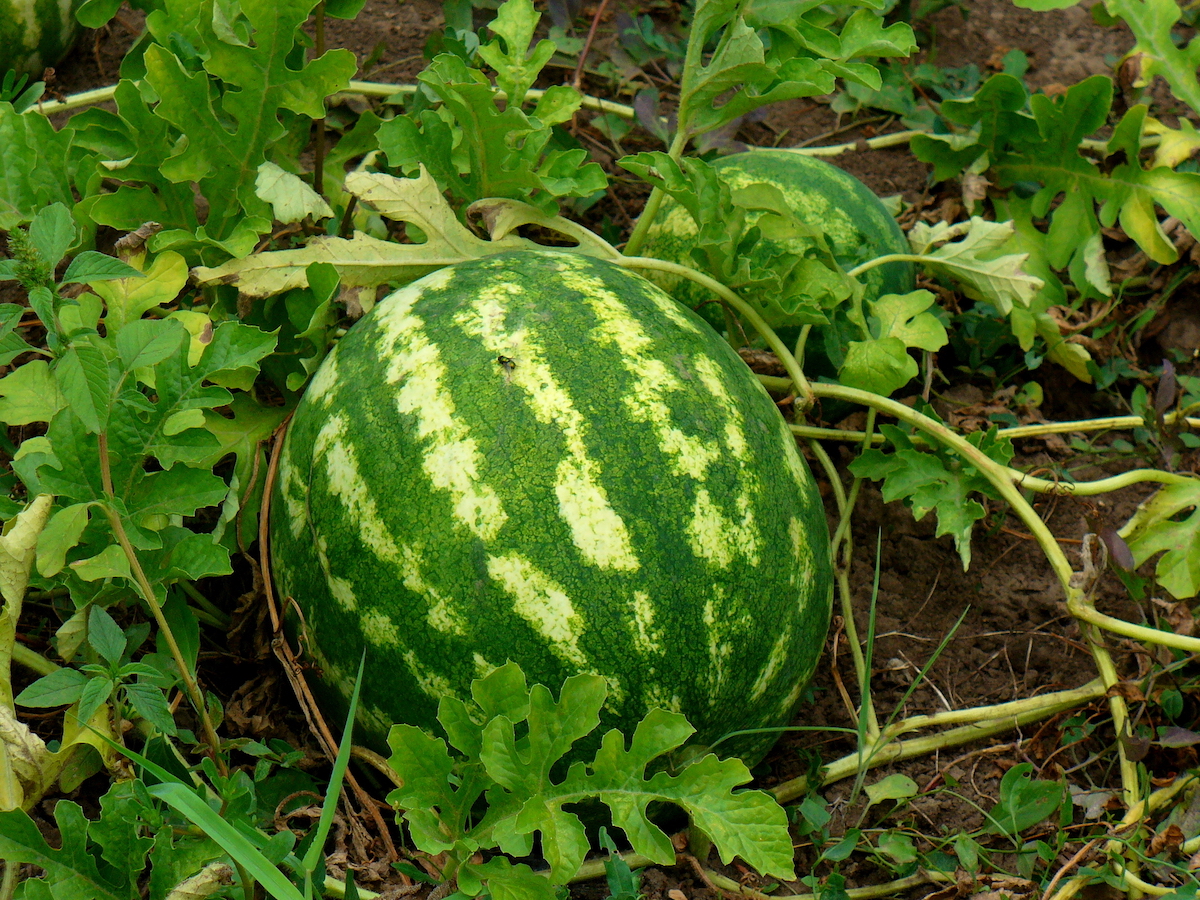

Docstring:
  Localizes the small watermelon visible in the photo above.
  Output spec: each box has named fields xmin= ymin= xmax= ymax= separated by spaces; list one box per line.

xmin=0 ymin=0 xmax=82 ymax=78
xmin=640 ymin=149 xmax=915 ymax=325
xmin=271 ymin=249 xmax=833 ymax=766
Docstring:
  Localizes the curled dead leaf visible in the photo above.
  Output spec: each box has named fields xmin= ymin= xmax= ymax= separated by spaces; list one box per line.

xmin=1147 ymin=823 xmax=1185 ymax=857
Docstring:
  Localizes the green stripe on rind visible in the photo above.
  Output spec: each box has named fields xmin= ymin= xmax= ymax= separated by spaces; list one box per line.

xmin=641 ymin=150 xmax=915 ymax=315
xmin=272 ymin=250 xmax=832 ymax=766
xmin=0 ymin=0 xmax=80 ymax=77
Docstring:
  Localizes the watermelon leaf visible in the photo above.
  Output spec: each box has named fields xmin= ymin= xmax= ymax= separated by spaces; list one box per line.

xmin=376 ymin=0 xmax=606 ymax=215
xmin=0 ymin=104 xmax=75 ymax=232
xmin=1105 ymin=0 xmax=1200 ymax=116
xmin=912 ymin=73 xmax=1200 ymax=286
xmin=848 ymin=420 xmax=1016 ymax=569
xmin=905 ymin=218 xmax=1043 ymax=316
xmin=1119 ymin=481 xmax=1200 ymax=600
xmin=140 ymin=0 xmax=356 ymax=242
xmin=677 ymin=1 xmax=914 ymax=141
xmin=193 ymin=169 xmax=547 ymax=297
xmin=619 ymin=150 xmax=853 ymax=328
xmin=0 ymin=803 xmax=128 ymax=900
xmin=385 ymin=662 xmax=795 ymax=898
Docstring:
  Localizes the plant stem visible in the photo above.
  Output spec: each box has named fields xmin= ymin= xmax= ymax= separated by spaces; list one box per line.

xmin=703 ymin=866 xmax=951 ymax=900
xmin=781 ymin=413 xmax=1200 ymax=446
xmin=847 ymin=253 xmax=939 ymax=278
xmin=0 ymin=860 xmax=17 ymax=900
xmin=1000 ymin=413 xmax=1200 ymax=438
xmin=11 ymin=643 xmax=59 ymax=677
xmin=809 ymin=383 xmax=1074 ymax=582
xmin=773 ymin=678 xmax=1107 ymax=803
xmin=807 ymin=439 xmax=878 ymax=737
xmin=179 ymin=581 xmax=231 ymax=628
xmin=313 ymin=1 xmax=327 ymax=198
xmin=803 ymin=384 xmax=1147 ymax=834
xmin=96 ymin=432 xmax=227 ymax=775
xmin=823 ymin=413 xmax=881 ymax=739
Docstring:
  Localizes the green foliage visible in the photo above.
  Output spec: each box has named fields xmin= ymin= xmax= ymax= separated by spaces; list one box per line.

xmin=1120 ymin=480 xmax=1200 ymax=600
xmin=620 ymin=150 xmax=859 ymax=327
xmin=377 ymin=0 xmax=606 ymax=214
xmin=906 ymin=71 xmax=1200 ymax=382
xmin=982 ymin=764 xmax=1068 ymax=837
xmin=674 ymin=0 xmax=915 ymax=144
xmin=0 ymin=0 xmax=356 ymax=263
xmin=2 ymin=1 xmax=1199 ymax=897
xmin=0 ymin=70 xmax=44 ymax=114
xmin=848 ymin=418 xmax=1015 ymax=568
xmin=1105 ymin=0 xmax=1200 ymax=116
xmin=386 ymin=662 xmax=795 ymax=900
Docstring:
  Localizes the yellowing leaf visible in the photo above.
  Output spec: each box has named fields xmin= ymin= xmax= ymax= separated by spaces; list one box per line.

xmin=1145 ymin=117 xmax=1200 ymax=169
xmin=193 ymin=168 xmax=535 ymax=297
xmin=91 ymin=251 xmax=189 ymax=335
xmin=255 ymin=161 xmax=334 ymax=224
xmin=914 ymin=218 xmax=1043 ymax=314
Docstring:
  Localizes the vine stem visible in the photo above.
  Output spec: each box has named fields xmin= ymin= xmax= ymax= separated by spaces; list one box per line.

xmin=313 ymin=0 xmax=327 ymax=198
xmin=806 ymin=438 xmax=879 ymax=739
xmin=777 ymin=411 xmax=1200 ymax=446
xmin=805 ymin=384 xmax=1144 ymax=817
xmin=28 ymin=79 xmax=1163 ymax=159
xmin=773 ymin=678 xmax=1108 ymax=803
xmin=96 ymin=432 xmax=227 ymax=776
xmin=0 ymin=859 xmax=17 ymax=900
xmin=11 ymin=642 xmax=59 ymax=676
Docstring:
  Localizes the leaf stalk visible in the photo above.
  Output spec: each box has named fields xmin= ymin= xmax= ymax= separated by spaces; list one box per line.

xmin=96 ymin=432 xmax=227 ymax=775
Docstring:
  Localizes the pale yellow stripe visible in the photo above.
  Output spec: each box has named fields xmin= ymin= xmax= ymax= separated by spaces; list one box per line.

xmin=277 ymin=440 xmax=308 ymax=539
xmin=749 ymin=621 xmax=793 ymax=701
xmin=486 ymin=553 xmax=588 ymax=667
xmin=454 ymin=283 xmax=639 ymax=571
xmin=559 ymin=262 xmax=721 ymax=480
xmin=402 ymin=649 xmax=458 ymax=701
xmin=703 ymin=595 xmax=733 ymax=699
xmin=630 ymin=590 xmax=661 ymax=654
xmin=306 ymin=350 xmax=340 ymax=407
xmin=686 ymin=488 xmax=760 ymax=568
xmin=311 ymin=413 xmax=441 ymax=609
xmin=372 ymin=273 xmax=507 ymax=541
xmin=16 ymin=0 xmax=40 ymax=47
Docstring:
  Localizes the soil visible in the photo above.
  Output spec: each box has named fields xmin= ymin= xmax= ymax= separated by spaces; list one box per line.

xmin=29 ymin=1 xmax=1200 ymax=898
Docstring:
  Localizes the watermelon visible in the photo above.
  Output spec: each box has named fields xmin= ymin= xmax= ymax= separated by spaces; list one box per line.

xmin=640 ymin=149 xmax=915 ymax=324
xmin=0 ymin=0 xmax=81 ymax=78
xmin=270 ymin=249 xmax=832 ymax=766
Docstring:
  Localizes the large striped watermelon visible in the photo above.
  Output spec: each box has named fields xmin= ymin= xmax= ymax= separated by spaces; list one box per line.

xmin=0 ymin=0 xmax=81 ymax=78
xmin=271 ymin=249 xmax=832 ymax=766
xmin=641 ymin=149 xmax=915 ymax=326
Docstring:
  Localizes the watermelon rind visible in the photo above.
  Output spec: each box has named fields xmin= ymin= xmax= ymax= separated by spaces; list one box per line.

xmin=271 ymin=249 xmax=833 ymax=766
xmin=0 ymin=0 xmax=81 ymax=78
xmin=641 ymin=149 xmax=915 ymax=324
